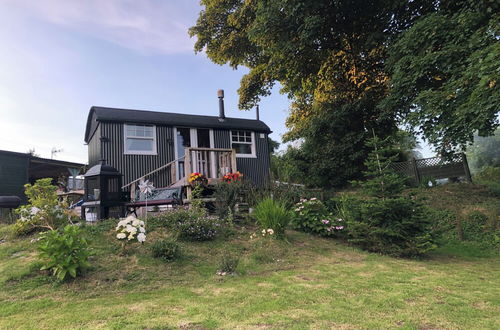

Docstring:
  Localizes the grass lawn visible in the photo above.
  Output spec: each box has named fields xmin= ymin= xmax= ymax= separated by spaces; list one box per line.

xmin=0 ymin=184 xmax=499 ymax=329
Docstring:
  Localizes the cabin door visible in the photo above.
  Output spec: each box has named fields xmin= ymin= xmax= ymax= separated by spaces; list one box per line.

xmin=174 ymin=128 xmax=214 ymax=181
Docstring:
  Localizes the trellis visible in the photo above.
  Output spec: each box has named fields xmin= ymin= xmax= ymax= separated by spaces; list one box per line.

xmin=390 ymin=153 xmax=472 ymax=185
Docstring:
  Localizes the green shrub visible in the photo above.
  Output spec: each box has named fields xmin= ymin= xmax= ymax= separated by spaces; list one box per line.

xmin=474 ymin=167 xmax=500 ymax=197
xmin=253 ymin=198 xmax=291 ymax=239
xmin=217 ymin=252 xmax=239 ymax=274
xmin=342 ymin=196 xmax=437 ymax=258
xmin=150 ymin=237 xmax=182 ymax=261
xmin=14 ymin=178 xmax=71 ymax=235
xmin=291 ymin=198 xmax=345 ymax=237
xmin=173 ymin=215 xmax=224 ymax=241
xmin=150 ymin=208 xmax=205 ymax=230
xmin=213 ymin=181 xmax=247 ymax=219
xmin=38 ymin=225 xmax=90 ymax=281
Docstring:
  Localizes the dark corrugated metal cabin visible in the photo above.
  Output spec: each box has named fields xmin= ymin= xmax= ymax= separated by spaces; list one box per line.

xmin=0 ymin=150 xmax=85 ymax=202
xmin=84 ymin=100 xmax=272 ymax=189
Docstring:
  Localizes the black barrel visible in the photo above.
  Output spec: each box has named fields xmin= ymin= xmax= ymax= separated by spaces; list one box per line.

xmin=0 ymin=196 xmax=22 ymax=209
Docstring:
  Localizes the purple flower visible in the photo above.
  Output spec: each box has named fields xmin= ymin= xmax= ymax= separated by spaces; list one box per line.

xmin=321 ymin=219 xmax=330 ymax=224
xmin=335 ymin=226 xmax=344 ymax=230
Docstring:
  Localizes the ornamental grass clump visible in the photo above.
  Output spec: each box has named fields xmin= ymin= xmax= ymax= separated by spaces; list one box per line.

xmin=253 ymin=198 xmax=291 ymax=239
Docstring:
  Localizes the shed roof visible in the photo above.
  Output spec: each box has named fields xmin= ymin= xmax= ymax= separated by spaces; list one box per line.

xmin=84 ymin=106 xmax=271 ymax=143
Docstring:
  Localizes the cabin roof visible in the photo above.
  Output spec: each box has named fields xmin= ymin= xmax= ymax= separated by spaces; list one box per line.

xmin=85 ymin=106 xmax=272 ymax=143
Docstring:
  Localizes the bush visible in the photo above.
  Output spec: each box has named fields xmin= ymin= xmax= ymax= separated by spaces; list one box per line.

xmin=461 ymin=211 xmax=499 ymax=249
xmin=38 ymin=225 xmax=90 ymax=281
xmin=213 ymin=181 xmax=247 ymax=219
xmin=14 ymin=178 xmax=71 ymax=235
xmin=217 ymin=252 xmax=239 ymax=274
xmin=291 ymin=198 xmax=345 ymax=237
xmin=151 ymin=237 xmax=182 ymax=261
xmin=341 ymin=196 xmax=437 ymax=257
xmin=174 ymin=215 xmax=224 ymax=241
xmin=253 ymin=198 xmax=291 ymax=239
xmin=474 ymin=167 xmax=500 ymax=197
xmin=150 ymin=208 xmax=205 ymax=229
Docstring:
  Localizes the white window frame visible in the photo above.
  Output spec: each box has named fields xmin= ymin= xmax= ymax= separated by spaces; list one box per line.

xmin=123 ymin=124 xmax=157 ymax=155
xmin=231 ymin=130 xmax=256 ymax=158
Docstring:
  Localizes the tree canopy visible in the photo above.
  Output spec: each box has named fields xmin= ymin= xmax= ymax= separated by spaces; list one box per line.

xmin=383 ymin=0 xmax=499 ymax=155
xmin=190 ymin=0 xmax=499 ymax=186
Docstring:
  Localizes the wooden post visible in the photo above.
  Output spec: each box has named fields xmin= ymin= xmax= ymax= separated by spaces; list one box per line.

xmin=184 ymin=148 xmax=191 ymax=178
xmin=130 ymin=183 xmax=136 ymax=201
xmin=231 ymin=149 xmax=237 ymax=173
xmin=461 ymin=152 xmax=472 ymax=183
xmin=171 ymin=162 xmax=177 ymax=185
xmin=412 ymin=158 xmax=421 ymax=185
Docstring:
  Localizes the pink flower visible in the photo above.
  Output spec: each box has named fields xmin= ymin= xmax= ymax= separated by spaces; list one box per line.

xmin=335 ymin=226 xmax=344 ymax=230
xmin=321 ymin=219 xmax=330 ymax=224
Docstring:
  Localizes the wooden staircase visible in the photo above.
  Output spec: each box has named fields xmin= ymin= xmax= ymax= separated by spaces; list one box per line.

xmin=122 ymin=147 xmax=237 ymax=203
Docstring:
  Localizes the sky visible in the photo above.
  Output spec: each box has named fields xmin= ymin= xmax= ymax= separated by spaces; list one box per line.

xmin=0 ymin=0 xmax=432 ymax=164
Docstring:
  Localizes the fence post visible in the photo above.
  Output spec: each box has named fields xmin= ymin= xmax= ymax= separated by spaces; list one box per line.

xmin=412 ymin=158 xmax=421 ymax=185
xmin=461 ymin=152 xmax=472 ymax=183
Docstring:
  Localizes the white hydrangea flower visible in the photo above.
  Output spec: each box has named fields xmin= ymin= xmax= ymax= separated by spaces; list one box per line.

xmin=139 ymin=227 xmax=145 ymax=233
xmin=137 ymin=233 xmax=146 ymax=243
xmin=116 ymin=233 xmax=126 ymax=239
xmin=132 ymin=219 xmax=141 ymax=227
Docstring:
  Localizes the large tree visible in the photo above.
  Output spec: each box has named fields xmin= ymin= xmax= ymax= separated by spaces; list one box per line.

xmin=190 ymin=0 xmax=433 ymax=186
xmin=383 ymin=0 xmax=499 ymax=155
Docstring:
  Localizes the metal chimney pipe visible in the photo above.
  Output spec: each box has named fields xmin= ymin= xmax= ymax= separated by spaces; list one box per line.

xmin=256 ymin=105 xmax=260 ymax=121
xmin=217 ymin=89 xmax=225 ymax=120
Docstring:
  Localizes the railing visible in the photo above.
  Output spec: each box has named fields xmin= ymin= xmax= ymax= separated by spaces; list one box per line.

xmin=122 ymin=148 xmax=237 ymax=200
xmin=184 ymin=147 xmax=237 ymax=179
xmin=121 ymin=156 xmax=184 ymax=199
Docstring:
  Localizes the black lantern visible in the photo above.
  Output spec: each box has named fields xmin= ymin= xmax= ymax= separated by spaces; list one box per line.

xmin=81 ymin=161 xmax=125 ymax=221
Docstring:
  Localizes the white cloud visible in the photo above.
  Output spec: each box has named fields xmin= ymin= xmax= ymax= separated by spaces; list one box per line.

xmin=3 ymin=0 xmax=198 ymax=55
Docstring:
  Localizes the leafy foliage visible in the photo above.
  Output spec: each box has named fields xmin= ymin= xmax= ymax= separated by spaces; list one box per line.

xmin=217 ymin=252 xmax=240 ymax=274
xmin=38 ymin=225 xmax=90 ymax=281
xmin=253 ymin=198 xmax=291 ymax=239
xmin=213 ymin=181 xmax=247 ymax=219
xmin=355 ymin=131 xmax=407 ymax=198
xmin=173 ymin=215 xmax=224 ymax=241
xmin=383 ymin=1 xmax=499 ymax=155
xmin=341 ymin=133 xmax=437 ymax=257
xmin=467 ymin=130 xmax=500 ymax=173
xmin=14 ymin=178 xmax=71 ymax=235
xmin=291 ymin=198 xmax=345 ymax=237
xmin=150 ymin=237 xmax=182 ymax=261
xmin=341 ymin=196 xmax=437 ymax=257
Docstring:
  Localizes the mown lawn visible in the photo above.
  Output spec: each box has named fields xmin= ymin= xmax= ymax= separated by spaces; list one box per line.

xmin=0 ymin=216 xmax=499 ymax=330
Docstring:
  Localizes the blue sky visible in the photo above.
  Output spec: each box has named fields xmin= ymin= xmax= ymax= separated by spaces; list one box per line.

xmin=0 ymin=0 xmax=431 ymax=164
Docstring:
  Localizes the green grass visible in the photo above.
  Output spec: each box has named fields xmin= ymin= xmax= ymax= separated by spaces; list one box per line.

xmin=0 ymin=222 xmax=499 ymax=329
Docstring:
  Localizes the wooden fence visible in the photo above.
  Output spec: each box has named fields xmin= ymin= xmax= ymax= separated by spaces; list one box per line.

xmin=390 ymin=153 xmax=472 ymax=185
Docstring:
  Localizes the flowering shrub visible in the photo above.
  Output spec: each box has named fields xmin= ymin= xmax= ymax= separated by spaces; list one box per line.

xmin=188 ymin=172 xmax=208 ymax=186
xmin=14 ymin=178 xmax=72 ymax=235
xmin=291 ymin=198 xmax=345 ymax=237
xmin=222 ymin=171 xmax=243 ymax=183
xmin=173 ymin=215 xmax=223 ymax=241
xmin=116 ymin=216 xmax=146 ymax=243
xmin=38 ymin=225 xmax=90 ymax=281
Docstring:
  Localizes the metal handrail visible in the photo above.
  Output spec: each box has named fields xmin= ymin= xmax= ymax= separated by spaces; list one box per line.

xmin=121 ymin=156 xmax=185 ymax=189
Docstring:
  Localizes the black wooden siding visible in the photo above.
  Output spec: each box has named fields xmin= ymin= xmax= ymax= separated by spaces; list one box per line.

xmin=87 ymin=124 xmax=101 ymax=167
xmin=100 ymin=122 xmax=175 ymax=188
xmin=87 ymin=123 xmax=270 ymax=188
xmin=214 ymin=129 xmax=270 ymax=186
xmin=0 ymin=153 xmax=29 ymax=201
